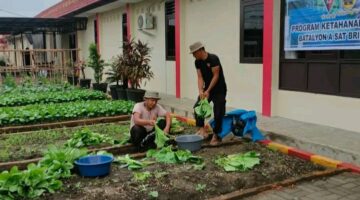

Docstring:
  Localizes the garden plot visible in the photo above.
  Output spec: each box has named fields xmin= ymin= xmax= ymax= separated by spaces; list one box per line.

xmin=41 ymin=142 xmax=325 ymax=200
xmin=0 ymin=122 xmax=198 ymax=163
xmin=0 ymin=100 xmax=134 ymax=127
xmin=0 ymin=123 xmax=130 ymax=162
xmin=0 ymin=88 xmax=107 ymax=107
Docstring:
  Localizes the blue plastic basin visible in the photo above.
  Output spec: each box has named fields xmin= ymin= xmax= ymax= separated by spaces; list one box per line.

xmin=74 ymin=155 xmax=114 ymax=177
xmin=175 ymin=134 xmax=203 ymax=152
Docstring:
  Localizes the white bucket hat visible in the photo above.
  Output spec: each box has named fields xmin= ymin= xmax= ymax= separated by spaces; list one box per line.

xmin=189 ymin=41 xmax=204 ymax=54
xmin=143 ymin=91 xmax=161 ymax=100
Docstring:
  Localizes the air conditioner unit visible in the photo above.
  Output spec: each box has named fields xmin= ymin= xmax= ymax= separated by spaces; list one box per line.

xmin=137 ymin=13 xmax=154 ymax=30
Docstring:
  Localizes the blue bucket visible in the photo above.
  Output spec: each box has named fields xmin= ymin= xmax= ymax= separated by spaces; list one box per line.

xmin=74 ymin=155 xmax=114 ymax=177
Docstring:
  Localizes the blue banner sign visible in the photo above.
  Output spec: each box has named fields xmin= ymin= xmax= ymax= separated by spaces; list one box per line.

xmin=285 ymin=0 xmax=360 ymax=50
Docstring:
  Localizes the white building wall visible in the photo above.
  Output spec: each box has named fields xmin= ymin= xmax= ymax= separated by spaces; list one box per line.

xmin=78 ymin=8 xmax=127 ymax=83
xmin=99 ymin=8 xmax=124 ymax=62
xmin=181 ymin=0 xmax=263 ymax=111
xmin=130 ymin=1 xmax=175 ymax=95
xmin=78 ymin=15 xmax=96 ymax=81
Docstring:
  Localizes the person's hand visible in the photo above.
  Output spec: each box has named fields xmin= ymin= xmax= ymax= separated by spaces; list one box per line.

xmin=148 ymin=120 xmax=156 ymax=126
xmin=151 ymin=114 xmax=157 ymax=121
xmin=199 ymin=90 xmax=205 ymax=99
xmin=203 ymin=90 xmax=210 ymax=99
xmin=164 ymin=126 xmax=170 ymax=134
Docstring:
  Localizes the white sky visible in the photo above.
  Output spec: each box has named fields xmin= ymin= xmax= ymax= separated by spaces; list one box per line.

xmin=0 ymin=0 xmax=61 ymax=17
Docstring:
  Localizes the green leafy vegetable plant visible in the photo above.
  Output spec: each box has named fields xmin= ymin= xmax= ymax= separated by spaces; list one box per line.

xmin=149 ymin=191 xmax=159 ymax=199
xmin=115 ymin=154 xmax=154 ymax=170
xmin=214 ymin=151 xmax=260 ymax=172
xmin=0 ymin=89 xmax=107 ymax=107
xmin=146 ymin=146 xmax=203 ymax=164
xmin=39 ymin=145 xmax=88 ymax=179
xmin=0 ymin=100 xmax=134 ymax=127
xmin=133 ymin=171 xmax=151 ymax=182
xmin=65 ymin=128 xmax=114 ymax=148
xmin=194 ymin=99 xmax=212 ymax=118
xmin=195 ymin=183 xmax=207 ymax=193
xmin=0 ymin=164 xmax=62 ymax=199
xmin=170 ymin=118 xmax=183 ymax=133
xmin=154 ymin=125 xmax=169 ymax=148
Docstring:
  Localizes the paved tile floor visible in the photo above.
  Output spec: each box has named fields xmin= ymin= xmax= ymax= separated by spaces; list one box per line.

xmin=245 ymin=172 xmax=360 ymax=200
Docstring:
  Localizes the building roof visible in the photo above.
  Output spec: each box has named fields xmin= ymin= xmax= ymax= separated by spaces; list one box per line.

xmin=36 ymin=0 xmax=118 ymax=18
xmin=0 ymin=17 xmax=87 ymax=34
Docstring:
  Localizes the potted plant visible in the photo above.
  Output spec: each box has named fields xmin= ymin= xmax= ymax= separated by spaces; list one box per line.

xmin=106 ymin=54 xmax=128 ymax=100
xmin=106 ymin=62 xmax=121 ymax=100
xmin=78 ymin=60 xmax=91 ymax=88
xmin=122 ymin=39 xmax=153 ymax=102
xmin=87 ymin=43 xmax=108 ymax=93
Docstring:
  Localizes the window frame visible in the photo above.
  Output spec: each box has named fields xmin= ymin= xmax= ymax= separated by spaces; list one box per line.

xmin=94 ymin=19 xmax=98 ymax=45
xmin=165 ymin=0 xmax=175 ymax=61
xmin=240 ymin=0 xmax=264 ymax=64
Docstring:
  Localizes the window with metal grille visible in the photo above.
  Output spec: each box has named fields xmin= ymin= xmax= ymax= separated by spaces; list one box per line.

xmin=122 ymin=13 xmax=127 ymax=42
xmin=94 ymin=19 xmax=98 ymax=45
xmin=165 ymin=0 xmax=175 ymax=61
xmin=240 ymin=0 xmax=263 ymax=63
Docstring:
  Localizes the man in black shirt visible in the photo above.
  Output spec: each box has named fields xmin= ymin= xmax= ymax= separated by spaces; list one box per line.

xmin=189 ymin=41 xmax=227 ymax=146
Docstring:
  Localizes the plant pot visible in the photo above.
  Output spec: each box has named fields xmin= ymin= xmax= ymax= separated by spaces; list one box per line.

xmin=93 ymin=83 xmax=108 ymax=93
xmin=80 ymin=79 xmax=91 ymax=89
xmin=67 ymin=76 xmax=79 ymax=86
xmin=109 ymin=85 xmax=122 ymax=100
xmin=116 ymin=87 xmax=127 ymax=100
xmin=126 ymin=88 xmax=145 ymax=102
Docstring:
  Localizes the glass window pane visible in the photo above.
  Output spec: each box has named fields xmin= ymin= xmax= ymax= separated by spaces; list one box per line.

xmin=243 ymin=3 xmax=263 ymax=59
xmin=340 ymin=50 xmax=360 ymax=59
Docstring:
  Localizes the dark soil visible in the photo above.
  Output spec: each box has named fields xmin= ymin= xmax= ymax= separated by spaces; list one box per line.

xmin=41 ymin=141 xmax=325 ymax=200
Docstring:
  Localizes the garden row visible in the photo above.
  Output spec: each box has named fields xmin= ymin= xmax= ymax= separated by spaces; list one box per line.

xmin=0 ymin=123 xmax=131 ymax=162
xmin=0 ymin=100 xmax=134 ymax=127
xmin=0 ymin=88 xmax=107 ymax=107
xmin=0 ymin=119 xmax=194 ymax=163
xmin=0 ymin=82 xmax=110 ymax=107
xmin=0 ymin=82 xmax=75 ymax=94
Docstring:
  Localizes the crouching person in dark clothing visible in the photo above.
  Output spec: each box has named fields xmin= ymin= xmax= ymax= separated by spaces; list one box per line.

xmin=130 ymin=91 xmax=171 ymax=151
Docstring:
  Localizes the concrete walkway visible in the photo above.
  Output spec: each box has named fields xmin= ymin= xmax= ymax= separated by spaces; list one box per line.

xmin=245 ymin=172 xmax=360 ymax=200
xmin=158 ymin=93 xmax=360 ymax=165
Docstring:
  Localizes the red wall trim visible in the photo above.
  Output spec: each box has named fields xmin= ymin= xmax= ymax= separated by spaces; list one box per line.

xmin=175 ymin=0 xmax=181 ymax=98
xmin=126 ymin=4 xmax=131 ymax=40
xmin=96 ymin=13 xmax=100 ymax=54
xmin=262 ymin=0 xmax=273 ymax=116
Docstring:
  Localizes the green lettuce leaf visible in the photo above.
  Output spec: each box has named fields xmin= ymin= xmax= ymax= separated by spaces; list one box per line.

xmin=214 ymin=151 xmax=260 ymax=172
xmin=194 ymin=99 xmax=212 ymax=118
xmin=154 ymin=125 xmax=169 ymax=148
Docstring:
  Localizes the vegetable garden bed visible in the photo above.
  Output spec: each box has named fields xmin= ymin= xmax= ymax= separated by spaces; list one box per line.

xmin=0 ymin=100 xmax=134 ymax=127
xmin=0 ymin=89 xmax=107 ymax=107
xmin=0 ymin=121 xmax=199 ymax=163
xmin=40 ymin=142 xmax=326 ymax=200
xmin=0 ymin=123 xmax=130 ymax=163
